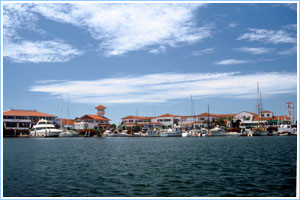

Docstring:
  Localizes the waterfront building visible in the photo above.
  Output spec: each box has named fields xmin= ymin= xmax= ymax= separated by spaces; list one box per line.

xmin=74 ymin=105 xmax=110 ymax=130
xmin=121 ymin=116 xmax=160 ymax=128
xmin=155 ymin=114 xmax=181 ymax=128
xmin=3 ymin=109 xmax=56 ymax=132
xmin=55 ymin=118 xmax=75 ymax=129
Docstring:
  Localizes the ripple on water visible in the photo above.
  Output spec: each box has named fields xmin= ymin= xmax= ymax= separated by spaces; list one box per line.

xmin=3 ymin=137 xmax=297 ymax=197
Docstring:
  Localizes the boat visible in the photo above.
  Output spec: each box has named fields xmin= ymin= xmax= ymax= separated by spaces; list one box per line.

xmin=30 ymin=119 xmax=61 ymax=137
xmin=146 ymin=129 xmax=159 ymax=137
xmin=59 ymin=129 xmax=78 ymax=137
xmin=278 ymin=124 xmax=296 ymax=136
xmin=160 ymin=127 xmax=182 ymax=137
xmin=251 ymin=81 xmax=269 ymax=136
xmin=207 ymin=126 xmax=227 ymax=137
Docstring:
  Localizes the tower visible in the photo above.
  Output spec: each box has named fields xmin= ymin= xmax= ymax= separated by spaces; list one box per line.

xmin=95 ymin=105 xmax=106 ymax=117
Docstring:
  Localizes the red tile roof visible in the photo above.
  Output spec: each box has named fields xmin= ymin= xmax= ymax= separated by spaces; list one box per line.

xmin=61 ymin=119 xmax=75 ymax=125
xmin=80 ymin=114 xmax=110 ymax=121
xmin=95 ymin=105 xmax=106 ymax=109
xmin=156 ymin=113 xmax=180 ymax=118
xmin=3 ymin=109 xmax=56 ymax=117
xmin=253 ymin=115 xmax=290 ymax=121
xmin=122 ymin=115 xmax=154 ymax=120
xmin=261 ymin=110 xmax=273 ymax=113
xmin=196 ymin=113 xmax=220 ymax=118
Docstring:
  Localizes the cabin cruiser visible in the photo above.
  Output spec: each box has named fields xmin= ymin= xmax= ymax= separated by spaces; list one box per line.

xmin=30 ymin=119 xmax=61 ymax=137
xmin=160 ymin=127 xmax=182 ymax=137
xmin=182 ymin=129 xmax=198 ymax=137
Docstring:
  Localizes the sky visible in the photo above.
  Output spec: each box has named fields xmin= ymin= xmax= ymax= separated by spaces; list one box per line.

xmin=3 ymin=2 xmax=298 ymax=125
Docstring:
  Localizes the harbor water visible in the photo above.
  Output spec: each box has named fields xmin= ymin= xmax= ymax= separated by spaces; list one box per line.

xmin=3 ymin=137 xmax=297 ymax=197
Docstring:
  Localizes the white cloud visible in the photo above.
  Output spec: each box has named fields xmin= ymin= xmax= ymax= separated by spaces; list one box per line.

xmin=3 ymin=3 xmax=83 ymax=63
xmin=282 ymin=24 xmax=297 ymax=31
xmin=30 ymin=72 xmax=297 ymax=104
xmin=191 ymin=47 xmax=215 ymax=56
xmin=4 ymin=40 xmax=83 ymax=63
xmin=237 ymin=28 xmax=296 ymax=44
xmin=214 ymin=59 xmax=250 ymax=65
xmin=278 ymin=46 xmax=297 ymax=55
xmin=228 ymin=22 xmax=238 ymax=28
xmin=235 ymin=47 xmax=273 ymax=55
xmin=31 ymin=3 xmax=212 ymax=56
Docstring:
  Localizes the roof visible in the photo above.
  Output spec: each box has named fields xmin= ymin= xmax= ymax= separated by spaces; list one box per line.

xmin=95 ymin=105 xmax=106 ymax=109
xmin=261 ymin=110 xmax=273 ymax=113
xmin=235 ymin=111 xmax=258 ymax=116
xmin=122 ymin=115 xmax=154 ymax=120
xmin=61 ymin=119 xmax=75 ymax=125
xmin=156 ymin=113 xmax=180 ymax=118
xmin=80 ymin=114 xmax=110 ymax=121
xmin=253 ymin=115 xmax=290 ymax=121
xmin=196 ymin=113 xmax=220 ymax=118
xmin=3 ymin=109 xmax=56 ymax=117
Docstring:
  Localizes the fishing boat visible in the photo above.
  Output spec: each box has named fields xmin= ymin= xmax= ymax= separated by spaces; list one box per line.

xmin=278 ymin=124 xmax=296 ymax=136
xmin=30 ymin=119 xmax=61 ymax=137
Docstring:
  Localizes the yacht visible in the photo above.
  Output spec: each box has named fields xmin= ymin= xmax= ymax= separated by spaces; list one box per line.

xmin=30 ymin=119 xmax=61 ymax=137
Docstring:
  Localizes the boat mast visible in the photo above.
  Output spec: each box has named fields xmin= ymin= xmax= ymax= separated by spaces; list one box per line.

xmin=191 ymin=95 xmax=195 ymax=129
xmin=67 ymin=93 xmax=69 ymax=129
xmin=207 ymin=104 xmax=210 ymax=129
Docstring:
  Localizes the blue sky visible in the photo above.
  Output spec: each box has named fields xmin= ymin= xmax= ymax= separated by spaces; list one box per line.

xmin=3 ymin=3 xmax=298 ymax=124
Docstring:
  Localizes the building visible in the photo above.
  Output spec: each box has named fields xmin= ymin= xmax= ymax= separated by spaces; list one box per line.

xmin=55 ymin=118 xmax=75 ymax=129
xmin=121 ymin=113 xmax=236 ymax=129
xmin=3 ymin=109 xmax=56 ymax=132
xmin=121 ymin=116 xmax=159 ymax=128
xmin=74 ymin=105 xmax=110 ymax=130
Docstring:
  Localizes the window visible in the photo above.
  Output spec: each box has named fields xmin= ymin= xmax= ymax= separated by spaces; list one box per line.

xmin=267 ymin=114 xmax=270 ymax=117
xmin=5 ymin=122 xmax=18 ymax=127
xmin=19 ymin=123 xmax=30 ymax=127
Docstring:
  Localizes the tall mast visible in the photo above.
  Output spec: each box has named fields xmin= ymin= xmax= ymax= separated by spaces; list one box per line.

xmin=191 ymin=95 xmax=195 ymax=128
xmin=207 ymin=104 xmax=210 ymax=129
xmin=67 ymin=93 xmax=69 ymax=128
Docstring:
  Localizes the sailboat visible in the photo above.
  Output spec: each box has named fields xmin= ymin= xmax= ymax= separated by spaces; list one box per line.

xmin=59 ymin=94 xmax=77 ymax=137
xmin=182 ymin=95 xmax=198 ymax=137
xmin=252 ymin=82 xmax=268 ymax=136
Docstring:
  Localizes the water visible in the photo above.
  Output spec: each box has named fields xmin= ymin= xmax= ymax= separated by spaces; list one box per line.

xmin=3 ymin=137 xmax=297 ymax=197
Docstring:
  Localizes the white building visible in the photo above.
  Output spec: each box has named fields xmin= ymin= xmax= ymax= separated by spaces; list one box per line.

xmin=74 ymin=105 xmax=110 ymax=130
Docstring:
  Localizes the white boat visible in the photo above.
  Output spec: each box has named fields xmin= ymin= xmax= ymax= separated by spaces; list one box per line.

xmin=278 ymin=124 xmax=296 ymax=135
xmin=30 ymin=119 xmax=61 ymax=137
xmin=207 ymin=126 xmax=227 ymax=137
xmin=182 ymin=129 xmax=198 ymax=137
xmin=59 ymin=129 xmax=77 ymax=137
xmin=146 ymin=130 xmax=159 ymax=137
xmin=160 ymin=127 xmax=182 ymax=137
xmin=226 ymin=132 xmax=241 ymax=136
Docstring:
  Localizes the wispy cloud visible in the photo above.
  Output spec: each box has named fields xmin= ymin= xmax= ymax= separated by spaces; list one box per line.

xmin=237 ymin=28 xmax=296 ymax=44
xmin=235 ymin=47 xmax=274 ymax=55
xmin=31 ymin=3 xmax=212 ymax=56
xmin=191 ymin=47 xmax=215 ymax=56
xmin=228 ymin=22 xmax=238 ymax=28
xmin=4 ymin=40 xmax=83 ymax=63
xmin=214 ymin=59 xmax=250 ymax=65
xmin=30 ymin=72 xmax=297 ymax=104
xmin=3 ymin=3 xmax=83 ymax=63
xmin=278 ymin=46 xmax=297 ymax=55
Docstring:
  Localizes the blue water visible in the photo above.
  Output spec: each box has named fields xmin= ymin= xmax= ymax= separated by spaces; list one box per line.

xmin=3 ymin=137 xmax=297 ymax=197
